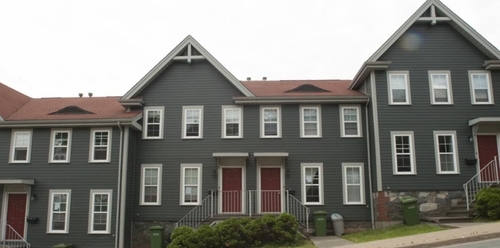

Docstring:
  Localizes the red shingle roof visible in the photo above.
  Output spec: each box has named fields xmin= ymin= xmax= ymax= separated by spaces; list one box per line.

xmin=6 ymin=97 xmax=140 ymax=121
xmin=241 ymin=80 xmax=365 ymax=97
xmin=0 ymin=83 xmax=31 ymax=119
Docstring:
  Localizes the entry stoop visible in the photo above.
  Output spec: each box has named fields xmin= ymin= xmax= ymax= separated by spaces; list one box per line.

xmin=422 ymin=198 xmax=474 ymax=224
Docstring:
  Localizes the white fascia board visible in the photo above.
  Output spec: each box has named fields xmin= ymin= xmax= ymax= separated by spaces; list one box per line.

xmin=350 ymin=61 xmax=391 ymax=89
xmin=233 ymin=96 xmax=369 ymax=105
xmin=0 ymin=115 xmax=4 ymax=121
xmin=212 ymin=152 xmax=249 ymax=157
xmin=253 ymin=152 xmax=289 ymax=157
xmin=0 ymin=118 xmax=140 ymax=129
xmin=468 ymin=117 xmax=500 ymax=127
xmin=0 ymin=179 xmax=35 ymax=185
xmin=122 ymin=35 xmax=254 ymax=100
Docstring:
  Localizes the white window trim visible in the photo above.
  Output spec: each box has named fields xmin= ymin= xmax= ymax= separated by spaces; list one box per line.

xmin=222 ymin=105 xmax=243 ymax=139
xmin=342 ymin=163 xmax=365 ymax=205
xmin=49 ymin=129 xmax=72 ymax=163
xmin=299 ymin=106 xmax=322 ymax=138
xmin=300 ymin=163 xmax=324 ymax=205
xmin=469 ymin=70 xmax=494 ymax=105
xmin=88 ymin=189 xmax=112 ymax=234
xmin=391 ymin=131 xmax=417 ymax=175
xmin=182 ymin=106 xmax=204 ymax=139
xmin=143 ymin=106 xmax=164 ymax=139
xmin=340 ymin=105 xmax=362 ymax=138
xmin=89 ymin=128 xmax=112 ymax=163
xmin=140 ymin=164 xmax=162 ymax=205
xmin=47 ymin=189 xmax=71 ymax=234
xmin=434 ymin=131 xmax=460 ymax=174
xmin=387 ymin=71 xmax=411 ymax=105
xmin=9 ymin=129 xmax=32 ymax=163
xmin=428 ymin=71 xmax=453 ymax=105
xmin=180 ymin=164 xmax=203 ymax=205
xmin=260 ymin=106 xmax=282 ymax=138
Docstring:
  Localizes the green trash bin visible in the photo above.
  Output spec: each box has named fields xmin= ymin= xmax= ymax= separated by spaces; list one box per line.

xmin=52 ymin=243 xmax=74 ymax=248
xmin=150 ymin=225 xmax=165 ymax=248
xmin=399 ymin=196 xmax=420 ymax=225
xmin=313 ymin=211 xmax=327 ymax=236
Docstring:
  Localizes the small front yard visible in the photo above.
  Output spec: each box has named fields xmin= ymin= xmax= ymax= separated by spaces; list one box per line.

xmin=342 ymin=223 xmax=448 ymax=243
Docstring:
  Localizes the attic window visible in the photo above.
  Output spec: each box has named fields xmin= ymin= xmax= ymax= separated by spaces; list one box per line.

xmin=285 ymin=84 xmax=330 ymax=93
xmin=50 ymin=106 xmax=94 ymax=115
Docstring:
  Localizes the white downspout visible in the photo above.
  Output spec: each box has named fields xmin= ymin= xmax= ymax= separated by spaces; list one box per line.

xmin=365 ymin=98 xmax=375 ymax=229
xmin=119 ymin=126 xmax=130 ymax=248
xmin=115 ymin=122 xmax=123 ymax=248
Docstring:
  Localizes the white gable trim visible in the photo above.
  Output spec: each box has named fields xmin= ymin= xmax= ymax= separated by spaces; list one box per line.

xmin=122 ymin=35 xmax=254 ymax=99
xmin=367 ymin=0 xmax=500 ymax=62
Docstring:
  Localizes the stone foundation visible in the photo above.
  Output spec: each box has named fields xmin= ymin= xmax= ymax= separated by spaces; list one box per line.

xmin=131 ymin=221 xmax=175 ymax=248
xmin=373 ymin=190 xmax=465 ymax=227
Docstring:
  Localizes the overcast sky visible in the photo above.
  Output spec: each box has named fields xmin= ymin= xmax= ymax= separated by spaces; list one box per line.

xmin=0 ymin=0 xmax=499 ymax=98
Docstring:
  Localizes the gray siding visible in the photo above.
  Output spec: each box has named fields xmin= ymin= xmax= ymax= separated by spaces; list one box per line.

xmin=375 ymin=22 xmax=497 ymax=190
xmin=133 ymin=60 xmax=371 ymax=222
xmin=0 ymin=127 xmax=122 ymax=248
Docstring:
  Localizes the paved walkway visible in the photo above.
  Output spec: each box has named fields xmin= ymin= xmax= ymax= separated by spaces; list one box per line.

xmin=310 ymin=222 xmax=500 ymax=248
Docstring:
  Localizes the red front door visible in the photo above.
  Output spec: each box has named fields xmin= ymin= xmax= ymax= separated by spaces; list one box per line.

xmin=222 ymin=168 xmax=242 ymax=213
xmin=6 ymin=194 xmax=27 ymax=239
xmin=260 ymin=168 xmax=281 ymax=213
xmin=477 ymin=135 xmax=500 ymax=181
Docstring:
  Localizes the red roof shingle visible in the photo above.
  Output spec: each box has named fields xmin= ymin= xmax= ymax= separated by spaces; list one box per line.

xmin=6 ymin=97 xmax=140 ymax=121
xmin=241 ymin=80 xmax=365 ymax=97
xmin=0 ymin=83 xmax=31 ymax=119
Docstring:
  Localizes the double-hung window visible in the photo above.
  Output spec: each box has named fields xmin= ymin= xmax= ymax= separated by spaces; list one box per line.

xmin=10 ymin=130 xmax=32 ymax=163
xmin=49 ymin=129 xmax=72 ymax=163
xmin=47 ymin=189 xmax=71 ymax=233
xmin=388 ymin=71 xmax=411 ymax=105
xmin=340 ymin=105 xmax=362 ymax=137
xmin=140 ymin=164 xmax=162 ymax=205
xmin=300 ymin=106 xmax=321 ymax=138
xmin=90 ymin=128 xmax=111 ymax=162
xmin=301 ymin=163 xmax=323 ymax=205
xmin=88 ymin=190 xmax=112 ymax=234
xmin=143 ymin=107 xmax=164 ymax=139
xmin=469 ymin=71 xmax=494 ymax=104
xmin=182 ymin=106 xmax=203 ymax=139
xmin=434 ymin=131 xmax=459 ymax=174
xmin=260 ymin=106 xmax=281 ymax=138
xmin=180 ymin=164 xmax=202 ymax=205
xmin=391 ymin=131 xmax=416 ymax=175
xmin=342 ymin=163 xmax=365 ymax=205
xmin=429 ymin=71 xmax=453 ymax=104
xmin=222 ymin=106 xmax=243 ymax=138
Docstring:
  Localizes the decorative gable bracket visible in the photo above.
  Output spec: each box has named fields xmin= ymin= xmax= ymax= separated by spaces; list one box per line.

xmin=416 ymin=4 xmax=450 ymax=25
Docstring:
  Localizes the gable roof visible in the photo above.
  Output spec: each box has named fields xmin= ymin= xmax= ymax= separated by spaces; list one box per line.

xmin=351 ymin=0 xmax=500 ymax=89
xmin=0 ymin=83 xmax=31 ymax=121
xmin=122 ymin=35 xmax=254 ymax=100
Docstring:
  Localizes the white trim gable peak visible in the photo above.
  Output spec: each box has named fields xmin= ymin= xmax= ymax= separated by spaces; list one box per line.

xmin=122 ymin=35 xmax=254 ymax=100
xmin=368 ymin=0 xmax=500 ymax=62
xmin=351 ymin=0 xmax=500 ymax=89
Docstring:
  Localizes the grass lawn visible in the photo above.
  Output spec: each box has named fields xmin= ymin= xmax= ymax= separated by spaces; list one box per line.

xmin=342 ymin=223 xmax=448 ymax=243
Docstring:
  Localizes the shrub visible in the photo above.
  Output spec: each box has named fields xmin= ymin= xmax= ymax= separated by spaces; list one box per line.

xmin=475 ymin=187 xmax=500 ymax=220
xmin=168 ymin=214 xmax=302 ymax=248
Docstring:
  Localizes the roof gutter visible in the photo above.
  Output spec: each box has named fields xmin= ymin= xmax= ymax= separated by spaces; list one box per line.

xmin=0 ymin=117 xmax=142 ymax=130
xmin=233 ymin=96 xmax=369 ymax=105
xmin=350 ymin=61 xmax=391 ymax=90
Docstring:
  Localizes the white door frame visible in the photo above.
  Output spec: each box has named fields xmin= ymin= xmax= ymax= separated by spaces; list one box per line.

xmin=1 ymin=185 xmax=30 ymax=241
xmin=218 ymin=166 xmax=246 ymax=214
